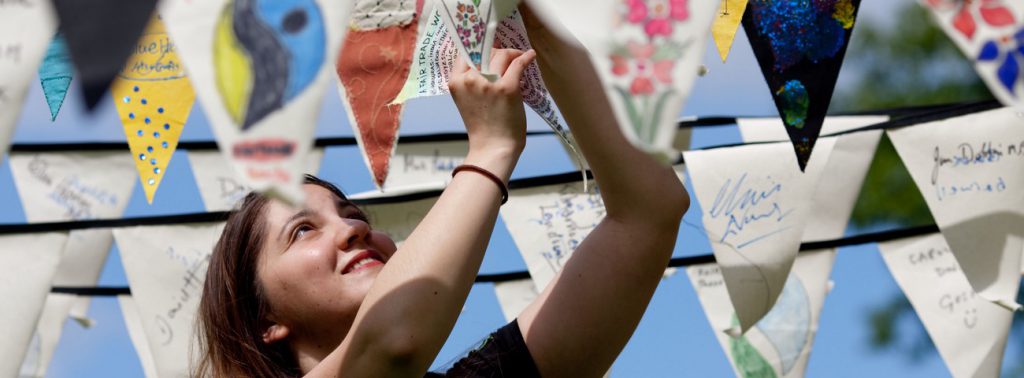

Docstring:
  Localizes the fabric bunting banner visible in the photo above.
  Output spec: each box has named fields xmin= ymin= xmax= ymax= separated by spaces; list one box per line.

xmin=526 ymin=0 xmax=719 ymax=163
xmin=188 ymin=148 xmax=325 ymax=212
xmin=499 ymin=181 xmax=606 ymax=290
xmin=920 ymin=0 xmax=1024 ymax=109
xmin=114 ymin=223 xmax=225 ymax=378
xmin=336 ymin=0 xmax=423 ymax=188
xmin=878 ymin=233 xmax=1013 ymax=378
xmin=887 ymin=107 xmax=1024 ymax=310
xmin=0 ymin=233 xmax=68 ymax=378
xmin=741 ymin=0 xmax=861 ymax=171
xmin=161 ymin=0 xmax=354 ymax=204
xmin=118 ymin=295 xmax=159 ymax=378
xmin=51 ymin=0 xmax=159 ymax=110
xmin=686 ymin=250 xmax=836 ymax=378
xmin=711 ymin=0 xmax=749 ymax=62
xmin=38 ymin=34 xmax=74 ymax=122
xmin=0 ymin=0 xmax=57 ymax=162
xmin=351 ymin=190 xmax=440 ymax=245
xmin=383 ymin=139 xmax=468 ymax=190
xmin=111 ymin=15 xmax=196 ymax=204
xmin=493 ymin=278 xmax=539 ymax=323
xmin=683 ymin=139 xmax=831 ymax=332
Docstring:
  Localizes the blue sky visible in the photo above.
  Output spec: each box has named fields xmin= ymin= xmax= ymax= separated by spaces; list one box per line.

xmin=3 ymin=0 xmax=1018 ymax=376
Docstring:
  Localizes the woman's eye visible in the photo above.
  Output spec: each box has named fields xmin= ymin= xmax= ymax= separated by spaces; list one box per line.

xmin=293 ymin=224 xmax=313 ymax=240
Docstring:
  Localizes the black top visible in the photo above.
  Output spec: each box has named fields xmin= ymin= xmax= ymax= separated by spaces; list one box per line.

xmin=426 ymin=319 xmax=541 ymax=377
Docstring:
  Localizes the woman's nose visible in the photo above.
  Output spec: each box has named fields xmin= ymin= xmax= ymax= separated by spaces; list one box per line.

xmin=333 ymin=217 xmax=370 ymax=250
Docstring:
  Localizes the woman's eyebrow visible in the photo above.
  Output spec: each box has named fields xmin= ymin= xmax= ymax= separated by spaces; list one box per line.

xmin=277 ymin=208 xmax=315 ymax=241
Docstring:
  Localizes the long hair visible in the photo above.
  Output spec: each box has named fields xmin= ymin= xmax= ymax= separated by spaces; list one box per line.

xmin=193 ymin=175 xmax=348 ymax=377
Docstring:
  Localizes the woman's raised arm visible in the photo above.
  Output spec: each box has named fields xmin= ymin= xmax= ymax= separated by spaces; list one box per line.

xmin=515 ymin=5 xmax=691 ymax=377
xmin=309 ymin=50 xmax=537 ymax=377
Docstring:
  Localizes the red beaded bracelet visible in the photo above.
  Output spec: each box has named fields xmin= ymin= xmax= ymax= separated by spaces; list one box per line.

xmin=451 ymin=164 xmax=509 ymax=205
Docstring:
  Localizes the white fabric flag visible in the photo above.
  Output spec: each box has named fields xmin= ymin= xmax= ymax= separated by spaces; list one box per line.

xmin=0 ymin=0 xmax=57 ymax=160
xmin=919 ymin=1 xmax=1024 ymax=109
xmin=499 ymin=181 xmax=605 ymax=290
xmin=115 ymin=223 xmax=225 ymax=378
xmin=683 ymin=140 xmax=831 ymax=332
xmin=525 ymin=0 xmax=720 ymax=162
xmin=0 ymin=232 xmax=67 ymax=378
xmin=118 ymin=295 xmax=159 ymax=378
xmin=686 ymin=250 xmax=836 ymax=378
xmin=188 ymin=148 xmax=324 ymax=212
xmin=493 ymin=278 xmax=539 ymax=323
xmin=879 ymin=233 xmax=1013 ymax=378
xmin=738 ymin=116 xmax=888 ymax=240
xmin=162 ymin=0 xmax=353 ymax=204
xmin=9 ymin=152 xmax=136 ymax=375
xmin=351 ymin=190 xmax=441 ymax=246
xmin=383 ymin=139 xmax=467 ymax=191
xmin=887 ymin=107 xmax=1024 ymax=310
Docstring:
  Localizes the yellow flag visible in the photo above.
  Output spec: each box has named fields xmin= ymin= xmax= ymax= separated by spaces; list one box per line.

xmin=712 ymin=0 xmax=748 ymax=62
xmin=111 ymin=16 xmax=195 ymax=203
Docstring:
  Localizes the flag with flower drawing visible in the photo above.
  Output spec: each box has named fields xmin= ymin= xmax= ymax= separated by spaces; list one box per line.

xmin=920 ymin=0 xmax=1024 ymax=109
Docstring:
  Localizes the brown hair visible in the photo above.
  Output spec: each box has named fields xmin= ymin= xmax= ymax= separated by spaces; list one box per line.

xmin=193 ymin=175 xmax=348 ymax=377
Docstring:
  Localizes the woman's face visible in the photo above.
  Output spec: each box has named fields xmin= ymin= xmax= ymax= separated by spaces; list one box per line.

xmin=256 ymin=184 xmax=397 ymax=341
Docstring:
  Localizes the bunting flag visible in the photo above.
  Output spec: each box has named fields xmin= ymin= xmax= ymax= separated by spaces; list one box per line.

xmin=878 ymin=233 xmax=1013 ymax=378
xmin=737 ymin=116 xmax=887 ymax=240
xmin=0 ymin=232 xmax=68 ymax=378
xmin=7 ymin=152 xmax=137 ymax=375
xmin=436 ymin=0 xmax=499 ymax=78
xmin=493 ymin=278 xmax=539 ymax=323
xmin=526 ymin=0 xmax=720 ymax=163
xmin=114 ymin=223 xmax=225 ymax=377
xmin=161 ymin=0 xmax=354 ymax=204
xmin=686 ymin=250 xmax=836 ymax=378
xmin=741 ymin=0 xmax=861 ymax=171
xmin=38 ymin=34 xmax=74 ymax=121
xmin=111 ymin=15 xmax=195 ymax=204
xmin=188 ymin=149 xmax=324 ymax=212
xmin=117 ymin=295 xmax=159 ymax=378
xmin=920 ymin=1 xmax=1024 ymax=109
xmin=18 ymin=293 xmax=76 ymax=377
xmin=499 ymin=181 xmax=606 ymax=289
xmin=350 ymin=189 xmax=440 ymax=245
xmin=712 ymin=0 xmax=749 ymax=62
xmin=383 ymin=139 xmax=468 ymax=190
xmin=886 ymin=107 xmax=1024 ymax=310
xmin=0 ymin=0 xmax=57 ymax=161
xmin=682 ymin=140 xmax=831 ymax=332
xmin=51 ymin=0 xmax=159 ymax=110
xmin=337 ymin=0 xmax=423 ymax=188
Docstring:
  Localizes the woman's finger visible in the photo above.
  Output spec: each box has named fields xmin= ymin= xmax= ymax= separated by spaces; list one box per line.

xmin=497 ymin=49 xmax=536 ymax=89
xmin=488 ymin=48 xmax=523 ymax=77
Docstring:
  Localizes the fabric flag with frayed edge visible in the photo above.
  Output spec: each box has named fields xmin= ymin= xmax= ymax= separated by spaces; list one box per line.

xmin=38 ymin=34 xmax=73 ymax=121
xmin=0 ymin=1 xmax=57 ymax=162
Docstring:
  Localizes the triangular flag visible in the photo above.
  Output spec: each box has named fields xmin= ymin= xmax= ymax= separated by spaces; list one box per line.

xmin=711 ymin=0 xmax=748 ymax=62
xmin=38 ymin=34 xmax=73 ymax=121
xmin=686 ymin=249 xmax=836 ymax=378
xmin=920 ymin=1 xmax=1024 ymax=108
xmin=878 ymin=233 xmax=1014 ymax=378
xmin=525 ymin=0 xmax=720 ymax=162
xmin=493 ymin=278 xmax=539 ymax=323
xmin=436 ymin=0 xmax=498 ymax=76
xmin=337 ymin=0 xmax=423 ymax=188
xmin=741 ymin=0 xmax=861 ymax=171
xmin=111 ymin=15 xmax=196 ymax=204
xmin=0 ymin=232 xmax=67 ymax=378
xmin=117 ymin=295 xmax=159 ymax=378
xmin=18 ymin=293 xmax=76 ymax=378
xmin=0 ymin=1 xmax=57 ymax=160
xmin=383 ymin=139 xmax=468 ymax=190
xmin=499 ymin=180 xmax=605 ymax=289
xmin=886 ymin=107 xmax=1024 ymax=310
xmin=162 ymin=0 xmax=354 ymax=204
xmin=683 ymin=140 xmax=831 ymax=332
xmin=115 ymin=223 xmax=225 ymax=378
xmin=187 ymin=148 xmax=324 ymax=212
xmin=738 ymin=116 xmax=887 ymax=240
xmin=51 ymin=0 xmax=159 ymax=110
xmin=349 ymin=188 xmax=441 ymax=246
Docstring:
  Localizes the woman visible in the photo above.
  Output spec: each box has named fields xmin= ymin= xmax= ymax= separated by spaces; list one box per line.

xmin=195 ymin=5 xmax=690 ymax=377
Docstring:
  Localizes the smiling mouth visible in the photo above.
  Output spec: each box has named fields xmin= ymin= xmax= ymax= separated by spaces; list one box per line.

xmin=341 ymin=251 xmax=385 ymax=275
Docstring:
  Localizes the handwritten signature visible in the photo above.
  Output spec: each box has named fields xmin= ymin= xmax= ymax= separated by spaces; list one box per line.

xmin=931 ymin=141 xmax=1024 ymax=185
xmin=709 ymin=173 xmax=793 ymax=248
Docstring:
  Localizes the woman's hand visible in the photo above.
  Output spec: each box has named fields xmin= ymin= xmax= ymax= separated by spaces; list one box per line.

xmin=448 ymin=48 xmax=536 ymax=181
